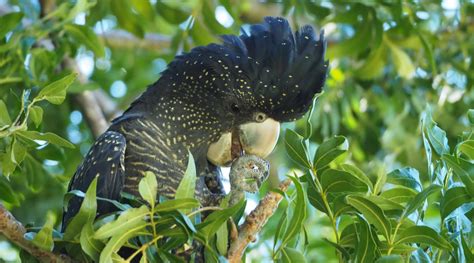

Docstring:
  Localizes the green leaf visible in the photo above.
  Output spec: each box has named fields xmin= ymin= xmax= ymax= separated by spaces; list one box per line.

xmin=364 ymin=196 xmax=405 ymax=211
xmin=440 ymin=187 xmax=473 ymax=219
xmin=80 ymin=221 xmax=104 ymax=261
xmin=355 ymin=43 xmax=387 ymax=80
xmin=328 ymin=17 xmax=372 ymax=58
xmin=111 ymin=0 xmax=144 ymax=38
xmin=0 ymin=12 xmax=23 ymax=38
xmin=32 ymin=212 xmax=55 ymax=251
xmin=99 ymin=222 xmax=146 ymax=263
xmin=375 ymin=255 xmax=403 ymax=263
xmin=11 ymin=136 xmax=26 ymax=165
xmin=321 ymin=169 xmax=368 ymax=194
xmin=395 ymin=226 xmax=452 ymax=250
xmin=154 ymin=198 xmax=199 ymax=213
xmin=64 ymin=177 xmax=98 ymax=240
xmin=404 ymin=184 xmax=441 ymax=217
xmin=355 ymin=218 xmax=378 ymax=263
xmin=314 ymin=136 xmax=348 ymax=170
xmin=197 ymin=199 xmax=245 ymax=240
xmin=35 ymin=73 xmax=77 ymax=104
xmin=0 ymin=176 xmax=20 ymax=205
xmin=388 ymin=41 xmax=415 ymax=79
xmin=458 ymin=140 xmax=474 ymax=159
xmin=216 ymin=219 xmax=228 ymax=256
xmin=387 ymin=167 xmax=422 ymax=191
xmin=307 ymin=186 xmax=327 ymax=214
xmin=68 ymin=0 xmax=96 ymax=21
xmin=380 ymin=187 xmax=418 ymax=204
xmin=64 ymin=24 xmax=105 ymax=57
xmin=421 ymin=110 xmax=450 ymax=156
xmin=175 ymin=151 xmax=196 ymax=200
xmin=138 ymin=171 xmax=158 ymax=207
xmin=280 ymin=176 xmax=307 ymax=248
xmin=468 ymin=109 xmax=474 ymax=125
xmin=280 ymin=247 xmax=307 ymax=263
xmin=156 ymin=2 xmax=190 ymax=24
xmin=0 ymin=100 xmax=11 ymax=127
xmin=346 ymin=195 xmax=392 ymax=239
xmin=442 ymin=155 xmax=474 ymax=195
xmin=29 ymin=105 xmax=43 ymax=127
xmin=131 ymin=0 xmax=155 ymax=20
xmin=16 ymin=130 xmax=74 ymax=148
xmin=339 ymin=164 xmax=373 ymax=191
xmin=284 ymin=129 xmax=311 ymax=168
xmin=94 ymin=205 xmax=148 ymax=239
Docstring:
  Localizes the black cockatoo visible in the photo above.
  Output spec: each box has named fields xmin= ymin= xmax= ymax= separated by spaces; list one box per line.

xmin=62 ymin=17 xmax=328 ymax=227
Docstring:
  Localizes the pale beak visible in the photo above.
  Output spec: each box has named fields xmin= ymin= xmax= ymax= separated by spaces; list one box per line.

xmin=207 ymin=118 xmax=280 ymax=166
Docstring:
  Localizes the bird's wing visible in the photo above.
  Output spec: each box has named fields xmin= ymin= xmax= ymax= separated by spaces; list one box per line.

xmin=62 ymin=130 xmax=126 ymax=228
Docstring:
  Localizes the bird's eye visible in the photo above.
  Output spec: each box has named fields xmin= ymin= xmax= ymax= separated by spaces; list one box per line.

xmin=255 ymin=112 xmax=266 ymax=123
xmin=231 ymin=103 xmax=240 ymax=113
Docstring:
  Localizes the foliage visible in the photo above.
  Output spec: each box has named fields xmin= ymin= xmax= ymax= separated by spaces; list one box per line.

xmin=0 ymin=0 xmax=473 ymax=262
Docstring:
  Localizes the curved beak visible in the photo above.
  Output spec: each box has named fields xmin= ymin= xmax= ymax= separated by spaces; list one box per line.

xmin=207 ymin=118 xmax=280 ymax=166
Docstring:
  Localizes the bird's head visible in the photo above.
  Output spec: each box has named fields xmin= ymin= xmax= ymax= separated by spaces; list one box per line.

xmin=141 ymin=17 xmax=328 ymax=166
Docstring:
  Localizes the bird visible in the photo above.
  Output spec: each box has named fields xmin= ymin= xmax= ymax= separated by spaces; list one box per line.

xmin=62 ymin=16 xmax=328 ymax=230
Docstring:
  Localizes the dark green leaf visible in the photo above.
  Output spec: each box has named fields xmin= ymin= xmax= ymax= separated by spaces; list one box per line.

xmin=339 ymin=164 xmax=373 ymax=191
xmin=0 ymin=99 xmax=11 ymax=127
xmin=307 ymin=186 xmax=327 ymax=214
xmin=380 ymin=187 xmax=418 ymax=204
xmin=197 ymin=199 xmax=245 ymax=240
xmin=395 ymin=226 xmax=452 ymax=250
xmin=442 ymin=155 xmax=474 ymax=195
xmin=80 ymin=221 xmax=103 ymax=261
xmin=156 ymin=2 xmax=189 ymax=24
xmin=346 ymin=195 xmax=392 ymax=239
xmin=387 ymin=167 xmax=422 ymax=191
xmin=355 ymin=218 xmax=378 ymax=263
xmin=440 ymin=187 xmax=473 ymax=219
xmin=111 ymin=0 xmax=144 ymax=38
xmin=404 ymin=184 xmax=441 ymax=217
xmin=280 ymin=176 xmax=306 ymax=248
xmin=314 ymin=136 xmax=348 ymax=170
xmin=284 ymin=129 xmax=311 ymax=168
xmin=0 ymin=12 xmax=23 ymax=38
xmin=364 ymin=196 xmax=405 ymax=211
xmin=321 ymin=169 xmax=368 ymax=194
xmin=458 ymin=140 xmax=474 ymax=159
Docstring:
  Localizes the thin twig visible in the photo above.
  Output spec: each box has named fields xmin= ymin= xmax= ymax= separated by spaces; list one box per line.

xmin=227 ymin=178 xmax=292 ymax=262
xmin=0 ymin=203 xmax=75 ymax=263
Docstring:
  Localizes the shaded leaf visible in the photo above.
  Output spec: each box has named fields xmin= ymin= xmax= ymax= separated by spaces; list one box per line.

xmin=380 ymin=187 xmax=418 ymax=204
xmin=284 ymin=129 xmax=311 ymax=168
xmin=64 ymin=24 xmax=105 ymax=57
xmin=376 ymin=255 xmax=403 ymax=263
xmin=458 ymin=140 xmax=474 ymax=159
xmin=0 ymin=12 xmax=23 ymax=37
xmin=442 ymin=155 xmax=474 ymax=195
xmin=314 ymin=136 xmax=348 ymax=170
xmin=339 ymin=164 xmax=373 ymax=191
xmin=404 ymin=184 xmax=441 ymax=217
xmin=421 ymin=110 xmax=450 ymax=156
xmin=197 ymin=199 xmax=245 ymax=240
xmin=0 ymin=100 xmax=11 ymax=127
xmin=387 ymin=167 xmax=422 ymax=191
xmin=80 ymin=222 xmax=103 ymax=261
xmin=321 ymin=169 xmax=368 ymax=194
xmin=156 ymin=2 xmax=189 ymax=24
xmin=16 ymin=130 xmax=74 ymax=148
xmin=346 ymin=195 xmax=392 ymax=239
xmin=440 ymin=187 xmax=473 ymax=219
xmin=280 ymin=176 xmax=307 ymax=248
xmin=355 ymin=218 xmax=378 ymax=263
xmin=388 ymin=41 xmax=415 ymax=79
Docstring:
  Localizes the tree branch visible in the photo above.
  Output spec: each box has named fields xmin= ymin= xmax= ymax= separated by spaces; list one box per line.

xmin=227 ymin=178 xmax=292 ymax=262
xmin=0 ymin=203 xmax=74 ymax=263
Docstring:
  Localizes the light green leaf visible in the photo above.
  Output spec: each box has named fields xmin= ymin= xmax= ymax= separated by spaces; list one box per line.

xmin=138 ymin=171 xmax=157 ymax=208
xmin=284 ymin=129 xmax=311 ymax=168
xmin=29 ymin=105 xmax=43 ymax=127
xmin=80 ymin=222 xmax=104 ymax=261
xmin=64 ymin=24 xmax=105 ymax=57
xmin=314 ymin=136 xmax=348 ymax=171
xmin=280 ymin=247 xmax=307 ymax=263
xmin=68 ymin=0 xmax=96 ymax=21
xmin=175 ymin=151 xmax=197 ymax=200
xmin=346 ymin=195 xmax=392 ymax=239
xmin=35 ymin=73 xmax=77 ymax=104
xmin=421 ymin=110 xmax=450 ymax=156
xmin=0 ymin=100 xmax=11 ymax=127
xmin=16 ymin=130 xmax=74 ymax=148
xmin=388 ymin=41 xmax=415 ymax=79
xmin=154 ymin=198 xmax=199 ymax=213
xmin=32 ymin=211 xmax=55 ymax=251
xmin=216 ymin=220 xmax=228 ymax=256
xmin=458 ymin=140 xmax=474 ymax=159
xmin=440 ymin=187 xmax=473 ymax=219
xmin=0 ymin=12 xmax=23 ymax=37
xmin=442 ymin=155 xmax=474 ymax=195
xmin=99 ymin=222 xmax=146 ymax=263
xmin=64 ymin=177 xmax=98 ymax=240
xmin=395 ymin=226 xmax=452 ymax=250
xmin=280 ymin=176 xmax=307 ymax=248
xmin=375 ymin=255 xmax=403 ymax=263
xmin=11 ymin=137 xmax=26 ymax=165
xmin=94 ymin=205 xmax=148 ymax=240
xmin=404 ymin=184 xmax=441 ymax=217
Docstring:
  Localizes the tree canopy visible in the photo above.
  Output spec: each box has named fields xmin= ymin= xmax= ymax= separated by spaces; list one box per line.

xmin=0 ymin=0 xmax=473 ymax=262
